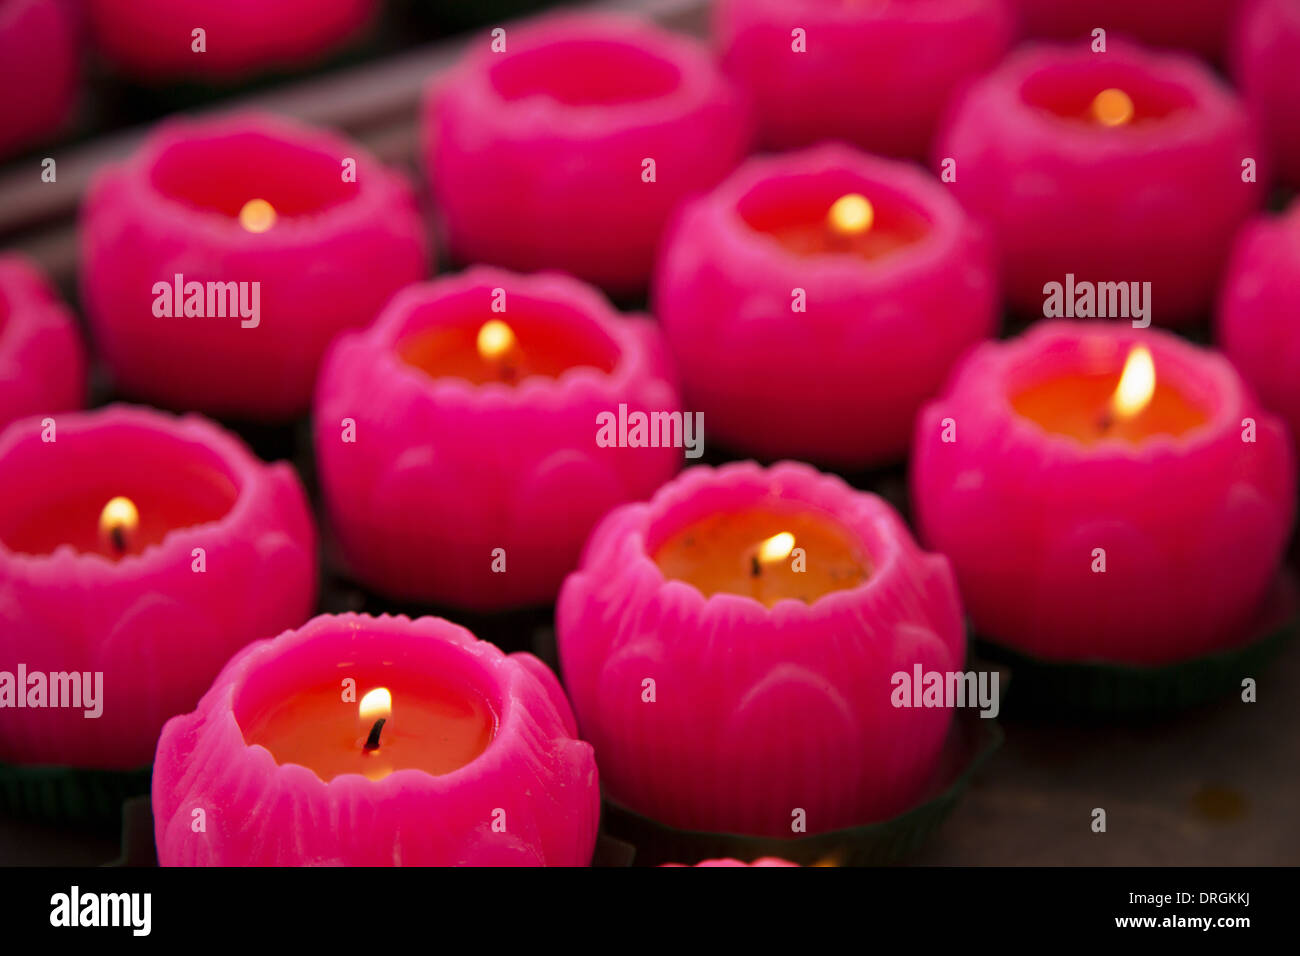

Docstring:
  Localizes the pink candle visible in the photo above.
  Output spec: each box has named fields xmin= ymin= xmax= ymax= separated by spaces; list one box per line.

xmin=936 ymin=40 xmax=1261 ymax=325
xmin=0 ymin=0 xmax=79 ymax=157
xmin=557 ymin=461 xmax=965 ymax=838
xmin=911 ymin=321 xmax=1295 ymax=666
xmin=0 ymin=254 xmax=85 ymax=429
xmin=152 ymin=614 xmax=599 ymax=866
xmin=315 ymin=267 xmax=683 ymax=610
xmin=1218 ymin=200 xmax=1300 ymax=450
xmin=662 ymin=858 xmax=799 ymax=867
xmin=654 ymin=143 xmax=998 ymax=469
xmin=1010 ymin=0 xmax=1240 ymax=63
xmin=0 ymin=405 xmax=317 ymax=769
xmin=85 ymin=0 xmax=377 ymax=80
xmin=80 ymin=111 xmax=427 ymax=420
xmin=1231 ymin=0 xmax=1300 ymax=189
xmin=423 ymin=14 xmax=753 ymax=294
xmin=715 ymin=0 xmax=1013 ymax=158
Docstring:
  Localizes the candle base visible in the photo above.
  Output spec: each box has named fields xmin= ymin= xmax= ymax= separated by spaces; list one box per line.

xmin=599 ymin=711 xmax=1003 ymax=867
xmin=975 ymin=571 xmax=1300 ymax=718
xmin=0 ymin=761 xmax=151 ymax=831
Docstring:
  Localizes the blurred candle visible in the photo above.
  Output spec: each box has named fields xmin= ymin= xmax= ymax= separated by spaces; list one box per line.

xmin=937 ymin=40 xmax=1262 ymax=325
xmin=85 ymin=0 xmax=378 ymax=80
xmin=715 ymin=0 xmax=1012 ymax=158
xmin=655 ymin=143 xmax=997 ymax=468
xmin=0 ymin=0 xmax=80 ymax=157
xmin=0 ymin=405 xmax=317 ymax=769
xmin=424 ymin=14 xmax=753 ymax=293
xmin=1231 ymin=0 xmax=1300 ymax=189
xmin=911 ymin=322 xmax=1295 ymax=665
xmin=80 ymin=111 xmax=427 ymax=419
xmin=0 ymin=255 xmax=85 ymax=429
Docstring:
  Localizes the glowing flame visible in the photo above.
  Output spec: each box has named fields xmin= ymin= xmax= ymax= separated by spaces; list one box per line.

xmin=476 ymin=320 xmax=517 ymax=361
xmin=239 ymin=198 xmax=277 ymax=233
xmin=99 ymin=496 xmax=139 ymax=553
xmin=359 ymin=687 xmax=392 ymax=723
xmin=757 ymin=532 xmax=796 ymax=565
xmin=1111 ymin=345 xmax=1156 ymax=420
xmin=827 ymin=193 xmax=874 ymax=236
xmin=1091 ymin=88 xmax=1134 ymax=127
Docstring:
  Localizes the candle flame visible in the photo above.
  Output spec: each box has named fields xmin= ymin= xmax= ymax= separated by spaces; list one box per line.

xmin=476 ymin=320 xmax=517 ymax=361
xmin=827 ymin=193 xmax=874 ymax=236
xmin=98 ymin=496 xmax=139 ymax=553
xmin=359 ymin=687 xmax=392 ymax=723
xmin=1091 ymin=88 xmax=1134 ymax=127
xmin=757 ymin=532 xmax=796 ymax=565
xmin=239 ymin=198 xmax=277 ymax=233
xmin=1111 ymin=345 xmax=1156 ymax=420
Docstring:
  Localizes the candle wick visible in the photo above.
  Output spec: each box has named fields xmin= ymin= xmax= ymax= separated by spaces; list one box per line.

xmin=1097 ymin=409 xmax=1115 ymax=433
xmin=750 ymin=555 xmax=761 ymax=578
xmin=363 ymin=717 xmax=386 ymax=752
xmin=110 ymin=526 xmax=128 ymax=555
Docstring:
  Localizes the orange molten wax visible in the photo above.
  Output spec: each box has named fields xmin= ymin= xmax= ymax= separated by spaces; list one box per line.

xmin=653 ymin=507 xmax=870 ymax=607
xmin=241 ymin=682 xmax=496 ymax=782
xmin=1012 ymin=372 xmax=1207 ymax=444
xmin=397 ymin=321 xmax=614 ymax=387
xmin=0 ymin=478 xmax=236 ymax=561
xmin=748 ymin=199 xmax=929 ymax=261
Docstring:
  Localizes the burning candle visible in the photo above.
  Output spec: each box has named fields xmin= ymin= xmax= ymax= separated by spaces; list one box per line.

xmin=936 ymin=40 xmax=1262 ymax=325
xmin=84 ymin=0 xmax=378 ymax=80
xmin=152 ymin=614 xmax=600 ymax=866
xmin=0 ymin=255 xmax=85 ymax=429
xmin=911 ymin=322 xmax=1296 ymax=666
xmin=1231 ymin=0 xmax=1300 ymax=189
xmin=654 ymin=143 xmax=998 ymax=469
xmin=1010 ymin=0 xmax=1240 ymax=64
xmin=315 ymin=267 xmax=683 ymax=610
xmin=0 ymin=0 xmax=79 ymax=157
xmin=80 ymin=111 xmax=427 ymax=420
xmin=557 ymin=461 xmax=966 ymax=837
xmin=0 ymin=405 xmax=317 ymax=769
xmin=423 ymin=14 xmax=753 ymax=294
xmin=715 ymin=0 xmax=1012 ymax=158
xmin=1218 ymin=199 xmax=1300 ymax=450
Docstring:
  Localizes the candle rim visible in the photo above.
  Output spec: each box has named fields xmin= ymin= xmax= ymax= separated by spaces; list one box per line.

xmin=232 ymin=621 xmax=503 ymax=783
xmin=0 ymin=404 xmax=266 ymax=574
xmin=977 ymin=322 xmax=1248 ymax=458
xmin=703 ymin=144 xmax=974 ymax=282
xmin=435 ymin=14 xmax=743 ymax=131
xmin=977 ymin=41 xmax=1248 ymax=152
xmin=633 ymin=461 xmax=913 ymax=617
xmin=219 ymin=614 xmax=556 ymax=793
xmin=0 ymin=254 xmax=72 ymax=356
xmin=119 ymin=111 xmax=414 ymax=245
xmin=364 ymin=268 xmax=652 ymax=402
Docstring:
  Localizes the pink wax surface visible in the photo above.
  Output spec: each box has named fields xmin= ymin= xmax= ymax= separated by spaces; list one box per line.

xmin=424 ymin=14 xmax=753 ymax=294
xmin=936 ymin=41 xmax=1261 ymax=325
xmin=80 ymin=111 xmax=428 ymax=420
xmin=1231 ymin=0 xmax=1300 ymax=189
xmin=662 ymin=857 xmax=799 ymax=867
xmin=557 ymin=461 xmax=965 ymax=838
xmin=911 ymin=322 xmax=1296 ymax=666
xmin=0 ymin=0 xmax=79 ymax=157
xmin=1010 ymin=0 xmax=1240 ymax=63
xmin=654 ymin=143 xmax=998 ymax=469
xmin=0 ymin=254 xmax=85 ymax=429
xmin=1218 ymin=200 xmax=1300 ymax=451
xmin=152 ymin=614 xmax=599 ymax=866
xmin=315 ymin=267 xmax=683 ymax=610
xmin=0 ymin=405 xmax=317 ymax=768
xmin=715 ymin=0 xmax=1013 ymax=158
xmin=85 ymin=0 xmax=377 ymax=80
